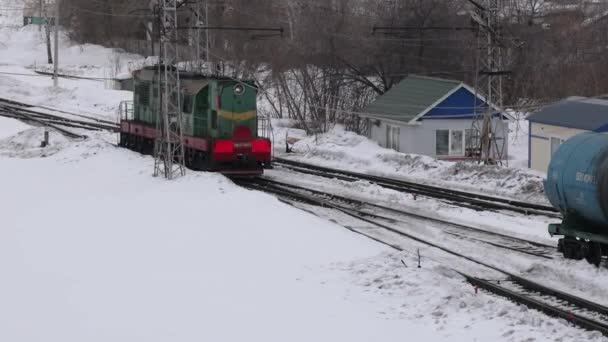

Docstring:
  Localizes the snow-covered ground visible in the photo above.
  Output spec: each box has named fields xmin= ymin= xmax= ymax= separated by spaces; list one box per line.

xmin=4 ymin=121 xmax=603 ymax=341
xmin=266 ymin=165 xmax=558 ymax=246
xmin=1 ymin=2 xmax=607 ymax=341
xmin=0 ymin=1 xmax=140 ymax=120
xmin=271 ymin=119 xmax=548 ymax=204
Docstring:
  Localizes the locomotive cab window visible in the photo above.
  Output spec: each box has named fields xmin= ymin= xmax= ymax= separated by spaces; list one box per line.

xmin=137 ymin=83 xmax=150 ymax=105
xmin=211 ymin=110 xmax=218 ymax=129
xmin=182 ymin=94 xmax=193 ymax=113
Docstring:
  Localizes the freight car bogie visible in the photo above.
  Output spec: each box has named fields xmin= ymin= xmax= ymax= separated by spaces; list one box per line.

xmin=549 ymin=217 xmax=608 ymax=266
xmin=557 ymin=237 xmax=604 ymax=266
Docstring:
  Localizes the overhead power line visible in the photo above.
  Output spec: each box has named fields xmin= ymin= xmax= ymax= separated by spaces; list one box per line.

xmin=177 ymin=26 xmax=284 ymax=33
xmin=373 ymin=26 xmax=476 ymax=32
xmin=65 ymin=6 xmax=155 ymax=18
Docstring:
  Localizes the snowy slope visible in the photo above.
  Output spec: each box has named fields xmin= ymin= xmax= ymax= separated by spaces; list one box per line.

xmin=272 ymin=121 xmax=548 ymax=204
xmin=0 ymin=2 xmax=141 ymax=120
xmin=0 ymin=123 xmax=603 ymax=341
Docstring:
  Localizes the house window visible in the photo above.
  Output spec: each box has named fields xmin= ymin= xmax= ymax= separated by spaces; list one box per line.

xmin=451 ymin=130 xmax=464 ymax=156
xmin=386 ymin=125 xmax=400 ymax=151
xmin=436 ymin=129 xmax=465 ymax=157
xmin=436 ymin=130 xmax=449 ymax=156
xmin=551 ymin=137 xmax=564 ymax=156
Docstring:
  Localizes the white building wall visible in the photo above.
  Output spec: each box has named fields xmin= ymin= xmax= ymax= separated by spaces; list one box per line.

xmin=530 ymin=122 xmax=588 ymax=172
xmin=370 ymin=117 xmax=509 ymax=159
xmin=370 ymin=121 xmax=419 ymax=152
xmin=370 ymin=121 xmax=388 ymax=147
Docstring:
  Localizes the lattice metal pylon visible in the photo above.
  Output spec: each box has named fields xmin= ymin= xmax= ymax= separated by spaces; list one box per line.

xmin=154 ymin=0 xmax=186 ymax=179
xmin=194 ymin=0 xmax=210 ymax=72
xmin=470 ymin=0 xmax=508 ymax=166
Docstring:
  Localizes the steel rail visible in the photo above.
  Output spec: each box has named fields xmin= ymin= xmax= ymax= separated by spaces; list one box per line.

xmin=0 ymin=109 xmax=85 ymax=139
xmin=0 ymin=97 xmax=118 ymax=127
xmin=0 ymin=110 xmax=108 ymax=132
xmin=239 ymin=178 xmax=608 ymax=336
xmin=273 ymin=157 xmax=560 ymax=217
xmin=252 ymin=177 xmax=556 ymax=258
xmin=0 ymin=98 xmax=119 ymax=139
xmin=0 ymin=104 xmax=118 ymax=131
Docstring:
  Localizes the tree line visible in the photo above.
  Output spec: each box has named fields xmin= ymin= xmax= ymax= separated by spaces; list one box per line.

xmin=57 ymin=0 xmax=608 ymax=132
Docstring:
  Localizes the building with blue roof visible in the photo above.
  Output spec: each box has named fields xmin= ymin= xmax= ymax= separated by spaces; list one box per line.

xmin=527 ymin=96 xmax=608 ymax=172
xmin=360 ymin=75 xmax=510 ymax=160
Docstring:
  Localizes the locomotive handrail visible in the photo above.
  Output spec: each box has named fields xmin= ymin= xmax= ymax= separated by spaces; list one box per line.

xmin=117 ymin=101 xmax=134 ymax=122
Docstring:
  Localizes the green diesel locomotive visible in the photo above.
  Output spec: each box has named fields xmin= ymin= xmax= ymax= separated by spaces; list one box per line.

xmin=118 ymin=66 xmax=272 ymax=176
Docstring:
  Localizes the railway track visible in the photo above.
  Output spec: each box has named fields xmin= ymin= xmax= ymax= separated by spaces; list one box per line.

xmin=0 ymin=98 xmax=119 ymax=139
xmin=239 ymin=177 xmax=608 ymax=336
xmin=253 ymin=177 xmax=556 ymax=259
xmin=273 ymin=157 xmax=560 ymax=218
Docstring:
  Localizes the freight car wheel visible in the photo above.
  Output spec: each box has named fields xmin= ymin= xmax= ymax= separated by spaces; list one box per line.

xmin=559 ymin=237 xmax=585 ymax=260
xmin=585 ymin=242 xmax=602 ymax=267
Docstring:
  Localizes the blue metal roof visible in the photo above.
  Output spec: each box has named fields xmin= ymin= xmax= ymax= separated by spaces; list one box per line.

xmin=528 ymin=97 xmax=608 ymax=132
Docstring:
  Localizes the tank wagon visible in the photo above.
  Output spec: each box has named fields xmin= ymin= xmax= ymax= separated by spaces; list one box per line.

xmin=118 ymin=66 xmax=272 ymax=176
xmin=545 ymin=132 xmax=608 ymax=266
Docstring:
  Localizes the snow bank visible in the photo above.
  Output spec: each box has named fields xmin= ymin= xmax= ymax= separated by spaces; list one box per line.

xmin=0 ymin=124 xmax=70 ymax=158
xmin=0 ymin=136 xmax=601 ymax=342
xmin=273 ymin=123 xmax=548 ymax=204
xmin=0 ymin=116 xmax=30 ymax=139
xmin=0 ymin=134 xmax=387 ymax=341
xmin=0 ymin=10 xmax=141 ymax=121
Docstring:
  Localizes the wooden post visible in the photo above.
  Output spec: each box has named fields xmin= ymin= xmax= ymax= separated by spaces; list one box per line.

xmin=41 ymin=130 xmax=49 ymax=147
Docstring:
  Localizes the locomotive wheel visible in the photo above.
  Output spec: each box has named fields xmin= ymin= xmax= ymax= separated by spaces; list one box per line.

xmin=585 ymin=242 xmax=602 ymax=267
xmin=123 ymin=134 xmax=131 ymax=149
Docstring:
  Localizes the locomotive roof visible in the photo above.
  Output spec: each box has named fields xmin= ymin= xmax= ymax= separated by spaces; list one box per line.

xmin=529 ymin=97 xmax=608 ymax=132
xmin=138 ymin=66 xmax=256 ymax=84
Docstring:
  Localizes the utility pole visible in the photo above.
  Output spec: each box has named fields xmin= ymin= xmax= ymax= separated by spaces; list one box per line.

xmin=38 ymin=0 xmax=42 ymax=31
xmin=43 ymin=0 xmax=52 ymax=64
xmin=53 ymin=0 xmax=59 ymax=88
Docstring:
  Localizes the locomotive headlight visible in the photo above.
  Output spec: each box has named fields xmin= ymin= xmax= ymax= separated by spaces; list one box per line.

xmin=234 ymin=84 xmax=245 ymax=96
